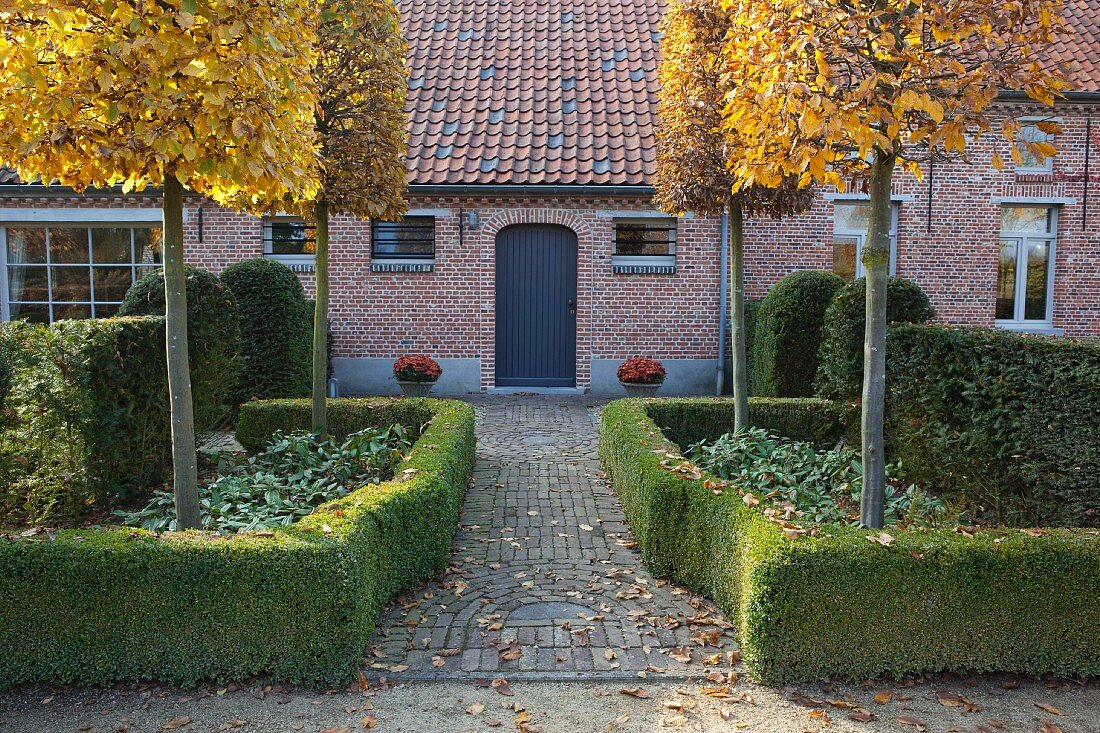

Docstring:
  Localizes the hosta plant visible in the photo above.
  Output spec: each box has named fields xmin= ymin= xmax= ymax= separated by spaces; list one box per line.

xmin=118 ymin=425 xmax=412 ymax=533
xmin=687 ymin=428 xmax=945 ymax=528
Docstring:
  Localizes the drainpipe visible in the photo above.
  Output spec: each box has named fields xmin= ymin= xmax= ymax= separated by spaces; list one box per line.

xmin=716 ymin=208 xmax=729 ymax=395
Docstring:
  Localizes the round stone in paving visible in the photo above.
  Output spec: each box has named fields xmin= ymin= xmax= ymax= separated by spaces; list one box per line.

xmin=522 ymin=435 xmax=558 ymax=446
xmin=508 ymin=600 xmax=595 ymax=621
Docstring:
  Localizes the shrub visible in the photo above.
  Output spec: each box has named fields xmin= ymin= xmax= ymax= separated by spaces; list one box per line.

xmin=220 ymin=258 xmax=312 ymax=402
xmin=647 ymin=397 xmax=854 ymax=450
xmin=617 ymin=357 xmax=666 ymax=384
xmin=742 ymin=299 xmax=761 ymax=390
xmin=0 ymin=318 xmax=170 ymax=518
xmin=599 ymin=398 xmax=1100 ymax=683
xmin=887 ymin=324 xmax=1100 ymax=527
xmin=752 ymin=270 xmax=845 ymax=397
xmin=237 ymin=397 xmax=435 ymax=452
xmin=815 ymin=276 xmax=935 ymax=399
xmin=394 ymin=354 xmax=442 ymax=383
xmin=0 ymin=398 xmax=475 ymax=689
xmin=119 ymin=265 xmax=241 ymax=432
xmin=119 ymin=425 xmax=414 ymax=533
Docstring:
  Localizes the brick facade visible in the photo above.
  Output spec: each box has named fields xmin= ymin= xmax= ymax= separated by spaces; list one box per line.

xmin=0 ymin=100 xmax=1096 ymax=394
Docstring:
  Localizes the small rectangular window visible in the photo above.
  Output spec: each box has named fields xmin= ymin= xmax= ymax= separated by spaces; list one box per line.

xmin=831 ymin=201 xmax=899 ymax=281
xmin=612 ymin=218 xmax=677 ymax=274
xmin=1014 ymin=120 xmax=1057 ymax=174
xmin=371 ymin=217 xmax=436 ymax=260
xmin=262 ymin=217 xmax=316 ymax=258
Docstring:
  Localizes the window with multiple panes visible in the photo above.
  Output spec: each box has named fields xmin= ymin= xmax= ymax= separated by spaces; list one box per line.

xmin=1014 ymin=120 xmax=1056 ymax=174
xmin=613 ymin=219 xmax=677 ymax=257
xmin=262 ymin=217 xmax=316 ymax=259
xmin=831 ymin=201 xmax=899 ymax=281
xmin=997 ymin=205 xmax=1056 ymax=325
xmin=2 ymin=225 xmax=162 ymax=323
xmin=371 ymin=217 xmax=436 ymax=260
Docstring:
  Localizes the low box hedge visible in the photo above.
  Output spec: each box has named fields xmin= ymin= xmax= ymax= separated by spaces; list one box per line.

xmin=599 ymin=398 xmax=1100 ymax=683
xmin=236 ymin=397 xmax=436 ymax=452
xmin=0 ymin=397 xmax=475 ymax=689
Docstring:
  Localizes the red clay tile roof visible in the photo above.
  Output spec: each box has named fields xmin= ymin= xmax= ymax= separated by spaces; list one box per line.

xmin=399 ymin=0 xmax=664 ymax=186
xmin=1046 ymin=0 xmax=1100 ymax=95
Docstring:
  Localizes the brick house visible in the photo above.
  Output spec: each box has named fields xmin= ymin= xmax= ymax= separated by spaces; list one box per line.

xmin=0 ymin=0 xmax=1097 ymax=395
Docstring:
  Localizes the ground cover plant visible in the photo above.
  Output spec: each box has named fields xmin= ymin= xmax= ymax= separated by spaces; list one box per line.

xmin=118 ymin=425 xmax=413 ymax=533
xmin=687 ymin=428 xmax=944 ymax=528
xmin=600 ymin=397 xmax=1100 ymax=683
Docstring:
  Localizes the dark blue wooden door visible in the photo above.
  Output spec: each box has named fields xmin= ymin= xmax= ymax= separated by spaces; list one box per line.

xmin=495 ymin=225 xmax=578 ymax=387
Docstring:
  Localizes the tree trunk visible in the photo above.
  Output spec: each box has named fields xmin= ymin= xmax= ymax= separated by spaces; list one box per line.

xmin=162 ymin=172 xmax=201 ymax=530
xmin=312 ymin=199 xmax=330 ymax=435
xmin=728 ymin=196 xmax=750 ymax=431
xmin=860 ymin=154 xmax=896 ymax=529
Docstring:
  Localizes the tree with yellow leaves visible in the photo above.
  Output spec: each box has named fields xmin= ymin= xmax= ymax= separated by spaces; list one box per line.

xmin=0 ymin=0 xmax=320 ymax=529
xmin=721 ymin=0 xmax=1069 ymax=527
xmin=305 ymin=0 xmax=408 ymax=435
xmin=655 ymin=0 xmax=813 ymax=430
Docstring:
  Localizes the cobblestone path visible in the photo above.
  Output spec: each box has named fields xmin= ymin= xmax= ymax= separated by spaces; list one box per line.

xmin=367 ymin=397 xmax=739 ymax=681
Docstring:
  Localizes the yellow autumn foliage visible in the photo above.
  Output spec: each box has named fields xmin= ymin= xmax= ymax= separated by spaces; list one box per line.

xmin=654 ymin=0 xmax=812 ymax=218
xmin=313 ymin=0 xmax=409 ymax=221
xmin=0 ymin=0 xmax=321 ymax=212
xmin=720 ymin=0 xmax=1071 ymax=189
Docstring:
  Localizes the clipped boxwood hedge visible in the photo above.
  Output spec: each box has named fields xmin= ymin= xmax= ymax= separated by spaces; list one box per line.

xmin=646 ymin=397 xmax=853 ymax=449
xmin=752 ymin=270 xmax=845 ymax=397
xmin=0 ymin=398 xmax=475 ymax=689
xmin=237 ymin=397 xmax=435 ymax=452
xmin=887 ymin=324 xmax=1100 ymax=527
xmin=599 ymin=398 xmax=1100 ymax=683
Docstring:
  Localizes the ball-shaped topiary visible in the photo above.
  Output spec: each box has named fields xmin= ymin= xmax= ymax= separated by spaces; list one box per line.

xmin=815 ymin=276 xmax=937 ymax=399
xmin=752 ymin=270 xmax=846 ymax=397
xmin=119 ymin=266 xmax=242 ymax=433
xmin=219 ymin=258 xmax=313 ymax=403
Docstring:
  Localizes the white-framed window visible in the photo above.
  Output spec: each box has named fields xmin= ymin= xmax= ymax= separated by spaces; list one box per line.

xmin=612 ymin=217 xmax=677 ymax=273
xmin=1014 ymin=118 xmax=1058 ymax=174
xmin=262 ymin=216 xmax=316 ymax=265
xmin=831 ymin=201 xmax=899 ymax=281
xmin=997 ymin=205 xmax=1057 ymax=326
xmin=1 ymin=224 xmax=162 ymax=323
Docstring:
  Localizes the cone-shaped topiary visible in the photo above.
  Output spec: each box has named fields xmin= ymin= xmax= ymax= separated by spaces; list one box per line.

xmin=220 ymin=258 xmax=313 ymax=403
xmin=752 ymin=271 xmax=845 ymax=397
xmin=815 ymin=276 xmax=936 ymax=399
xmin=119 ymin=266 xmax=240 ymax=435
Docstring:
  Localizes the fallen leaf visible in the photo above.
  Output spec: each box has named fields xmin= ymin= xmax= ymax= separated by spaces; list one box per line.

xmin=620 ymin=687 xmax=651 ymax=699
xmin=603 ymin=713 xmax=630 ymax=731
xmin=604 ymin=649 xmax=618 ymax=661
xmin=161 ymin=719 xmax=192 ymax=731
xmin=491 ymin=677 xmax=514 ymax=696
xmin=466 ymin=703 xmax=486 ymax=716
xmin=896 ymin=716 xmax=927 ymax=731
xmin=215 ymin=722 xmax=248 ymax=731
xmin=848 ymin=709 xmax=875 ymax=723
xmin=873 ymin=691 xmax=892 ymax=705
xmin=580 ymin=524 xmax=593 ymax=532
xmin=361 ymin=716 xmax=377 ymax=729
xmin=486 ymin=719 xmax=503 ymax=727
xmin=1034 ymin=703 xmax=1063 ymax=716
xmin=985 ymin=720 xmax=1007 ymax=730
xmin=866 ymin=531 xmax=895 ymax=547
xmin=1041 ymin=722 xmax=1064 ymax=733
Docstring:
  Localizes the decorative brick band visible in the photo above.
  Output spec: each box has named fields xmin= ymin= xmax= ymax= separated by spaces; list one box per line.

xmin=370 ymin=262 xmax=435 ymax=273
xmin=612 ymin=264 xmax=677 ymax=275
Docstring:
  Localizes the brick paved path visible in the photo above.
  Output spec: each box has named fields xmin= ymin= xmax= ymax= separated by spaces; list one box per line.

xmin=366 ymin=397 xmax=739 ymax=681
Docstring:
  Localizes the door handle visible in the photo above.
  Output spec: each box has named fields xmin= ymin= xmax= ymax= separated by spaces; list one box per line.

xmin=567 ymin=299 xmax=576 ymax=316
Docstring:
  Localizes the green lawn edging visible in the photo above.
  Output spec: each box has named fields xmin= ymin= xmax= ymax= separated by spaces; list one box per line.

xmin=0 ymin=398 xmax=475 ymax=689
xmin=599 ymin=398 xmax=1100 ymax=683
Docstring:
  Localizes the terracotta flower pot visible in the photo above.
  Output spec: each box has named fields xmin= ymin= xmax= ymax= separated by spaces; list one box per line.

xmin=620 ymin=381 xmax=661 ymax=398
xmin=397 ymin=380 xmax=436 ymax=397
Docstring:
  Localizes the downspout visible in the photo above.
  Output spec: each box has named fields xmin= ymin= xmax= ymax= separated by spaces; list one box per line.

xmin=716 ymin=208 xmax=729 ymax=395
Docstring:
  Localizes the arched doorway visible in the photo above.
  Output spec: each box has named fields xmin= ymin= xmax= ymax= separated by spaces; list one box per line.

xmin=494 ymin=224 xmax=578 ymax=387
